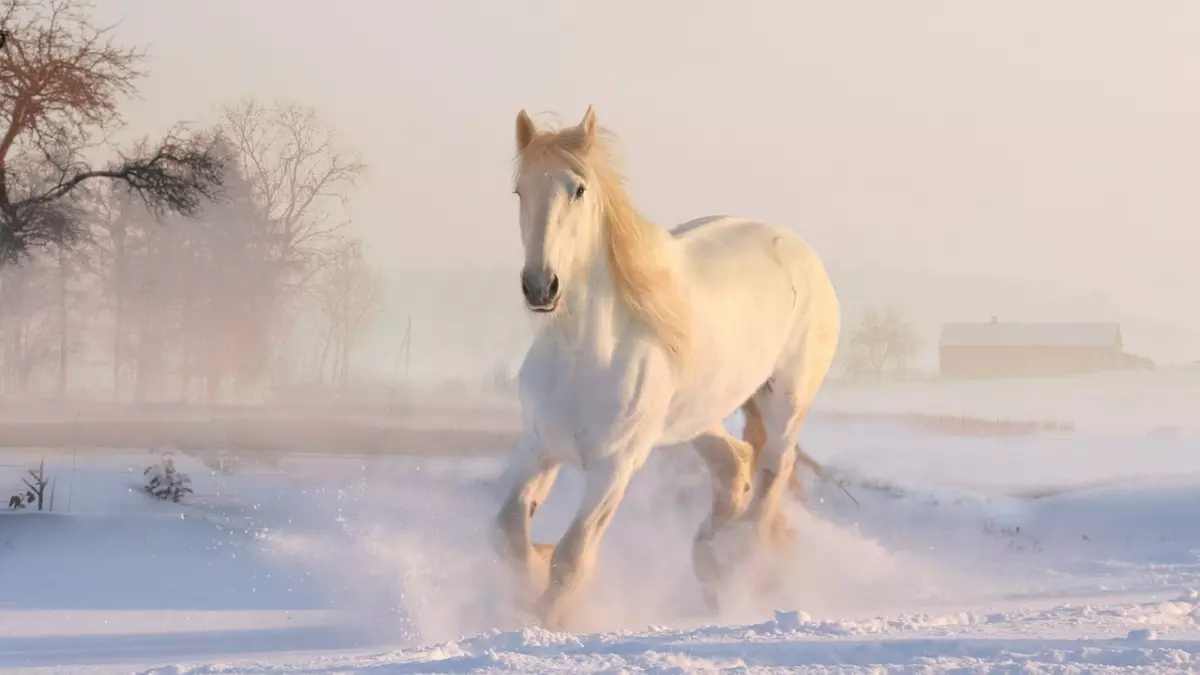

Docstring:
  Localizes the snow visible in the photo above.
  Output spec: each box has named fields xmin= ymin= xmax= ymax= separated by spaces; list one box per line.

xmin=2 ymin=368 xmax=1199 ymax=673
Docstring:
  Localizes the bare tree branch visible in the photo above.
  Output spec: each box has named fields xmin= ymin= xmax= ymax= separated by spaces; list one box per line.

xmin=0 ymin=0 xmax=222 ymax=262
xmin=220 ymin=98 xmax=364 ymax=290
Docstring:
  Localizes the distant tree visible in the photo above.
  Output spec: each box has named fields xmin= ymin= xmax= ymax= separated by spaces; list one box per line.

xmin=845 ymin=306 xmax=920 ymax=379
xmin=108 ymin=138 xmax=277 ymax=402
xmin=86 ymin=183 xmax=131 ymax=397
xmin=0 ymin=0 xmax=222 ymax=262
xmin=177 ymin=138 xmax=280 ymax=400
xmin=219 ymin=98 xmax=365 ymax=293
xmin=0 ymin=192 xmax=102 ymax=398
xmin=219 ymin=99 xmax=366 ymax=391
xmin=0 ymin=250 xmax=55 ymax=391
xmin=315 ymin=239 xmax=380 ymax=388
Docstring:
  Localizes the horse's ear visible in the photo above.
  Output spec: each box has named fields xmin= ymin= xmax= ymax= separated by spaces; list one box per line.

xmin=516 ymin=110 xmax=537 ymax=152
xmin=578 ymin=105 xmax=598 ymax=149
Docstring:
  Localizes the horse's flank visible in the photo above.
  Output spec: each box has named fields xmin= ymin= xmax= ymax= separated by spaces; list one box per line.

xmin=517 ymin=124 xmax=691 ymax=365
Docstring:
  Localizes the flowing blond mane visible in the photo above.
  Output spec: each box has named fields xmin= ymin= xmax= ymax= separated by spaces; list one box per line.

xmin=518 ymin=125 xmax=690 ymax=364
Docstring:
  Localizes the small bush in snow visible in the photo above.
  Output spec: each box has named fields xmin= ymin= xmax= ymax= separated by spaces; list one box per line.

xmin=144 ymin=456 xmax=193 ymax=502
xmin=9 ymin=460 xmax=51 ymax=510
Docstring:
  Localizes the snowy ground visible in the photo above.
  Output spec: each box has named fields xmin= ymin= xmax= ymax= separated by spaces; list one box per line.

xmin=2 ymin=368 xmax=1199 ymax=673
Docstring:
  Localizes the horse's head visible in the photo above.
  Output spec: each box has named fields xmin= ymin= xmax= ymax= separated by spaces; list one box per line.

xmin=512 ymin=106 xmax=603 ymax=313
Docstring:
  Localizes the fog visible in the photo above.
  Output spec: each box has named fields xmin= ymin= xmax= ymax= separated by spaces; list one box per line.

xmin=2 ymin=0 xmax=1196 ymax=404
xmin=5 ymin=4 xmax=1200 ymax=669
xmin=87 ymin=0 xmax=1199 ymax=378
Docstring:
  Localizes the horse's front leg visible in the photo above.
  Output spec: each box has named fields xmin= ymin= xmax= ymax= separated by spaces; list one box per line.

xmin=536 ymin=452 xmax=640 ymax=629
xmin=494 ymin=445 xmax=561 ymax=605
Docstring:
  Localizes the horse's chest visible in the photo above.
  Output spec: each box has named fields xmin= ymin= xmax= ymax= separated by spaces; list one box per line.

xmin=519 ymin=343 xmax=669 ymax=461
xmin=522 ymin=369 xmax=625 ymax=457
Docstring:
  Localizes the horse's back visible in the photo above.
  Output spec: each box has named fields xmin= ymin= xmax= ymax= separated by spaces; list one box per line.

xmin=671 ymin=215 xmax=832 ymax=300
xmin=671 ymin=215 xmax=788 ymax=253
xmin=670 ymin=215 xmax=739 ymax=238
xmin=660 ymin=215 xmax=840 ymax=443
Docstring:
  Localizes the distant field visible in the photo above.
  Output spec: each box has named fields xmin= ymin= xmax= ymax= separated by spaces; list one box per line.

xmin=0 ymin=367 xmax=1193 ymax=455
xmin=819 ymin=365 xmax=1200 ymax=435
xmin=0 ymin=396 xmax=522 ymax=456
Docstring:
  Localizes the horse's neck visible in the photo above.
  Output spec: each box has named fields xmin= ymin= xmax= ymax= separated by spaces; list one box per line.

xmin=553 ymin=247 xmax=625 ymax=361
xmin=553 ymin=213 xmax=679 ymax=365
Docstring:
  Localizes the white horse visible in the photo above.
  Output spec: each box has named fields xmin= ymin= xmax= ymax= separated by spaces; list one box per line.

xmin=494 ymin=106 xmax=840 ymax=627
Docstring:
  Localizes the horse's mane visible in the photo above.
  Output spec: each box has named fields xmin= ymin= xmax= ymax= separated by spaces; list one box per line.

xmin=518 ymin=124 xmax=690 ymax=364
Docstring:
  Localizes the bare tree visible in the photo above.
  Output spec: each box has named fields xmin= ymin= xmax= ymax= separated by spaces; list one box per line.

xmin=0 ymin=249 xmax=54 ymax=391
xmin=70 ymin=138 xmax=284 ymax=404
xmin=21 ymin=458 xmax=48 ymax=510
xmin=315 ymin=239 xmax=380 ymax=388
xmin=0 ymin=0 xmax=222 ymax=262
xmin=53 ymin=236 xmax=67 ymax=395
xmin=86 ymin=182 xmax=129 ymax=397
xmin=845 ymin=306 xmax=921 ymax=379
xmin=220 ymin=98 xmax=365 ymax=292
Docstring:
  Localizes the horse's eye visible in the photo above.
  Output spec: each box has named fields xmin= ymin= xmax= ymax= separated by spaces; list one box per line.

xmin=574 ymin=185 xmax=586 ymax=200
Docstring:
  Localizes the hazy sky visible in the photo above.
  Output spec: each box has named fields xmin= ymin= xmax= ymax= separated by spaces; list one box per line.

xmin=95 ymin=1 xmax=1199 ymax=363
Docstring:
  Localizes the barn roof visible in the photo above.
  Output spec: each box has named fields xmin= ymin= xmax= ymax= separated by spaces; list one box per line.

xmin=940 ymin=322 xmax=1122 ymax=348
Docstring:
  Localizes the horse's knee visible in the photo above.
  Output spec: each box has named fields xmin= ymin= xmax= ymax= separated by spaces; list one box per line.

xmin=495 ymin=458 xmax=561 ymax=561
xmin=536 ymin=453 xmax=639 ymax=627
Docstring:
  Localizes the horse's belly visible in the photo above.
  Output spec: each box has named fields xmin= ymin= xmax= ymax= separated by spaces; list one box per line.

xmin=660 ymin=359 xmax=772 ymax=444
xmin=659 ymin=270 xmax=796 ymax=443
xmin=657 ymin=326 xmax=777 ymax=441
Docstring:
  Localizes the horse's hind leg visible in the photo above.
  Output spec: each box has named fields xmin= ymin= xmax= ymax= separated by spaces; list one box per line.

xmin=691 ymin=424 xmax=754 ymax=610
xmin=745 ymin=383 xmax=812 ymax=547
xmin=742 ymin=398 xmax=768 ymax=478
xmin=494 ymin=447 xmax=561 ymax=603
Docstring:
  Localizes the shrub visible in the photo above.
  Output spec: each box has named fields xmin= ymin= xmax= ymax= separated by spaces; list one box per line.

xmin=144 ymin=456 xmax=193 ymax=503
xmin=8 ymin=460 xmax=50 ymax=511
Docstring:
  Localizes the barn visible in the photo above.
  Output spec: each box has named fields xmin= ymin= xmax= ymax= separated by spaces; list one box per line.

xmin=939 ymin=320 xmax=1151 ymax=378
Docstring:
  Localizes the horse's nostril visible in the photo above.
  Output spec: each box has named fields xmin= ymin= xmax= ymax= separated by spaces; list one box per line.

xmin=548 ymin=275 xmax=559 ymax=297
xmin=521 ymin=276 xmax=532 ymax=298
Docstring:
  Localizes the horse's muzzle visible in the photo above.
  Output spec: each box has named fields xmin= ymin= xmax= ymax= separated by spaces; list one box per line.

xmin=522 ymin=270 xmax=560 ymax=312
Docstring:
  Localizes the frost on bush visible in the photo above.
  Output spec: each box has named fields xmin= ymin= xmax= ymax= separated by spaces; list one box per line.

xmin=144 ymin=456 xmax=193 ymax=502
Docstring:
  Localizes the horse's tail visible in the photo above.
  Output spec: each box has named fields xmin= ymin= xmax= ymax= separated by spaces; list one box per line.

xmin=794 ymin=444 xmax=823 ymax=477
xmin=791 ymin=443 xmax=859 ymax=508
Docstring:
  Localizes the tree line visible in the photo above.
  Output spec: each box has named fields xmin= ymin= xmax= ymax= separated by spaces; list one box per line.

xmin=0 ymin=0 xmax=381 ymax=402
